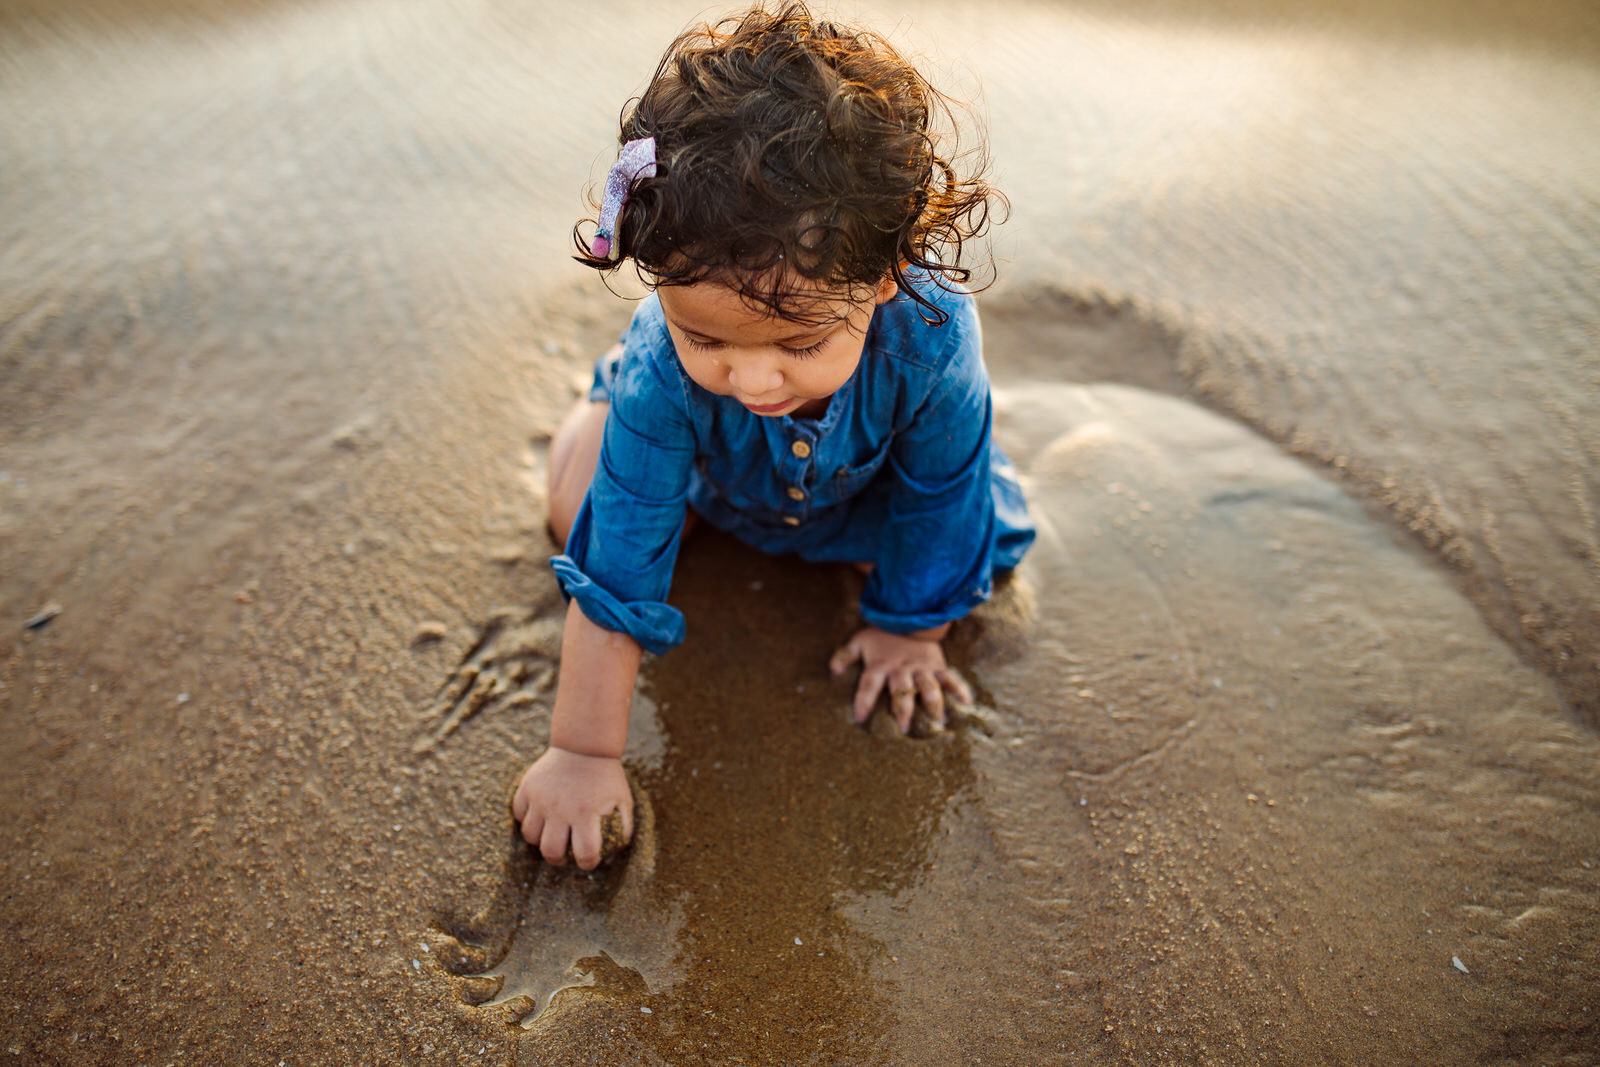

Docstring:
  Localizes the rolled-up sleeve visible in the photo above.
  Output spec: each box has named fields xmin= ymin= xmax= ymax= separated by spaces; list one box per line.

xmin=859 ymin=306 xmax=999 ymax=634
xmin=549 ymin=307 xmax=696 ymax=654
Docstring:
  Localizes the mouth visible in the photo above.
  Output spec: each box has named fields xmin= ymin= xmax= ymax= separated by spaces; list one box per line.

xmin=742 ymin=398 xmax=794 ymax=415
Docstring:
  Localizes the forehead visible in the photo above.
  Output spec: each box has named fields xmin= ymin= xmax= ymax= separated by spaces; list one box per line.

xmin=657 ymin=277 xmax=872 ymax=341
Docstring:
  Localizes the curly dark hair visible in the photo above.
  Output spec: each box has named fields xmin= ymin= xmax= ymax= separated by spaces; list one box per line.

xmin=573 ymin=2 xmax=1004 ymax=325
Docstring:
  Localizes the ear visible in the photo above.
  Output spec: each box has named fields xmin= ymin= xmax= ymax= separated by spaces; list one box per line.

xmin=873 ymin=272 xmax=900 ymax=306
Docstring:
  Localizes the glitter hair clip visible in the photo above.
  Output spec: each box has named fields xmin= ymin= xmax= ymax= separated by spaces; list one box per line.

xmin=591 ymin=136 xmax=657 ymax=261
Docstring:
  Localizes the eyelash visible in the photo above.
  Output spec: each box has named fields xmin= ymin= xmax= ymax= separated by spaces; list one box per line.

xmin=683 ymin=336 xmax=827 ymax=361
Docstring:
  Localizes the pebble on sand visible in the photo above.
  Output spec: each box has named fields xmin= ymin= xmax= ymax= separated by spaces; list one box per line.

xmin=1452 ymin=956 xmax=1470 ymax=974
xmin=412 ymin=621 xmax=449 ymax=645
xmin=24 ymin=601 xmax=61 ymax=630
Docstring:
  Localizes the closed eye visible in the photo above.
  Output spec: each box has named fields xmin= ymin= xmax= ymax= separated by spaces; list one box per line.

xmin=682 ymin=334 xmax=827 ymax=360
xmin=782 ymin=340 xmax=828 ymax=360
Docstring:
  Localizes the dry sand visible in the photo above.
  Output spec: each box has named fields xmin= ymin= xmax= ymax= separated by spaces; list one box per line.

xmin=2 ymin=0 xmax=1598 ymax=1063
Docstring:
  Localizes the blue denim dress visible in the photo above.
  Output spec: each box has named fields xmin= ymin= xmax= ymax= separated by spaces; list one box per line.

xmin=551 ymin=276 xmax=1035 ymax=654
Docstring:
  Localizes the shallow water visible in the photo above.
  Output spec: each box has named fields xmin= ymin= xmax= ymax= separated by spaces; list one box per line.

xmin=2 ymin=0 xmax=1597 ymax=1063
xmin=443 ymin=361 xmax=1600 ymax=1064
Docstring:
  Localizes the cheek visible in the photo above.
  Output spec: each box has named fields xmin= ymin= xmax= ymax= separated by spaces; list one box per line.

xmin=794 ymin=349 xmax=863 ymax=395
xmin=674 ymin=344 xmax=724 ymax=391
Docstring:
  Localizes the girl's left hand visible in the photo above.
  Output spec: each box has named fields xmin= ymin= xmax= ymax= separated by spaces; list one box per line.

xmin=828 ymin=625 xmax=973 ymax=734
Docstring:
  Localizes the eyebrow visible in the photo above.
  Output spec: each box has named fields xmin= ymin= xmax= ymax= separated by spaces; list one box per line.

xmin=663 ymin=314 xmax=836 ymax=346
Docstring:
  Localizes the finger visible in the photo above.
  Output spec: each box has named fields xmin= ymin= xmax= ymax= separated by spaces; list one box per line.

xmin=936 ymin=668 xmax=974 ymax=707
xmin=519 ymin=811 xmax=545 ymax=849
xmin=829 ymin=637 xmax=862 ymax=677
xmin=570 ymin=819 xmax=602 ymax=872
xmin=512 ymin=786 xmax=529 ymax=822
xmin=620 ymin=793 xmax=635 ymax=844
xmin=539 ymin=820 xmax=570 ymax=867
xmin=853 ymin=667 xmax=888 ymax=723
xmin=889 ymin=668 xmax=917 ymax=734
xmin=916 ymin=673 xmax=946 ymax=726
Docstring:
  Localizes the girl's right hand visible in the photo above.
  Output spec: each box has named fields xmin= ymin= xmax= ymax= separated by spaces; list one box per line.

xmin=511 ymin=747 xmax=634 ymax=870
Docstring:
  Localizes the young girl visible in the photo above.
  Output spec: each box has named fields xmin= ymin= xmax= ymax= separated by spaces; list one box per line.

xmin=512 ymin=2 xmax=1034 ymax=870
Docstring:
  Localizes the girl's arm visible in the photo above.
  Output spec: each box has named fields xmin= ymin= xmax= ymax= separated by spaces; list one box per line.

xmin=518 ymin=300 xmax=697 ymax=868
xmin=511 ymin=599 xmax=641 ymax=870
xmin=835 ymin=296 xmax=998 ymax=731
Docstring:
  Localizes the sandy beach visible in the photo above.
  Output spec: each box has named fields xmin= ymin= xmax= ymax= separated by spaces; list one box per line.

xmin=3 ymin=0 xmax=1598 ymax=1062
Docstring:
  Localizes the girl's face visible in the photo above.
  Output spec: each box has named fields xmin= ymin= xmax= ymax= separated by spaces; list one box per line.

xmin=658 ymin=274 xmax=898 ymax=419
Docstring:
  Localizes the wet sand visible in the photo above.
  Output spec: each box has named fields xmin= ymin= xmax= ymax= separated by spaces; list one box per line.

xmin=2 ymin=0 xmax=1598 ymax=1063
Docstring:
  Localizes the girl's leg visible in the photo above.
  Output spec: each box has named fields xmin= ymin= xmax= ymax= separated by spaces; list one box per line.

xmin=547 ymin=398 xmax=610 ymax=548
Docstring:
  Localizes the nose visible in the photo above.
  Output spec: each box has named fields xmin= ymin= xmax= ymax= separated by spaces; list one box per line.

xmin=726 ymin=352 xmax=783 ymax=395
